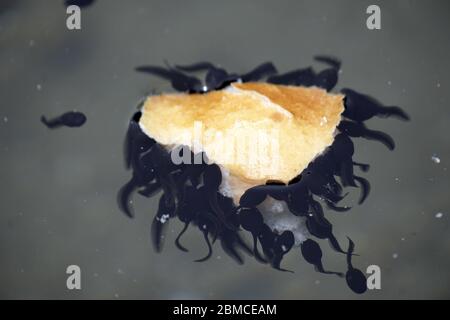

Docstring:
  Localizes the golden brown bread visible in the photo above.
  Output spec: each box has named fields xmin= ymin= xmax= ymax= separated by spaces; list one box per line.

xmin=139 ymin=82 xmax=344 ymax=203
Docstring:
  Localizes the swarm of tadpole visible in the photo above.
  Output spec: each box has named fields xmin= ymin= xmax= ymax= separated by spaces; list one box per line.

xmin=119 ymin=57 xmax=409 ymax=294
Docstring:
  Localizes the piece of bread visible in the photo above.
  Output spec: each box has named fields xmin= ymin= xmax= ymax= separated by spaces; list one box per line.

xmin=139 ymin=82 xmax=344 ymax=203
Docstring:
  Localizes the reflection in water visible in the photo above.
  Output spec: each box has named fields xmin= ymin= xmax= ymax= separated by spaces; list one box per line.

xmin=118 ymin=58 xmax=409 ymax=294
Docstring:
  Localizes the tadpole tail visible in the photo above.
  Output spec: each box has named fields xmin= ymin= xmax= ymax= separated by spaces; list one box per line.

xmin=235 ymin=233 xmax=253 ymax=256
xmin=271 ymin=254 xmax=294 ymax=273
xmin=325 ymin=200 xmax=351 ymax=212
xmin=352 ymin=161 xmax=370 ymax=172
xmin=346 ymin=236 xmax=356 ymax=268
xmin=252 ymin=234 xmax=267 ymax=263
xmin=138 ymin=182 xmax=161 ymax=198
xmin=328 ymin=234 xmax=348 ymax=255
xmin=363 ymin=128 xmax=396 ymax=150
xmin=340 ymin=159 xmax=357 ymax=187
xmin=174 ymin=222 xmax=190 ymax=252
xmin=221 ymin=237 xmax=244 ymax=265
xmin=41 ymin=116 xmax=62 ymax=129
xmin=117 ymin=177 xmax=137 ymax=218
xmin=198 ymin=210 xmax=220 ymax=243
xmin=354 ymin=175 xmax=370 ymax=204
xmin=314 ymin=55 xmax=341 ymax=69
xmin=151 ymin=216 xmax=168 ymax=253
xmin=210 ymin=196 xmax=238 ymax=232
xmin=195 ymin=230 xmax=212 ymax=262
xmin=315 ymin=262 xmax=344 ymax=277
xmin=240 ymin=62 xmax=278 ymax=82
xmin=379 ymin=105 xmax=410 ymax=121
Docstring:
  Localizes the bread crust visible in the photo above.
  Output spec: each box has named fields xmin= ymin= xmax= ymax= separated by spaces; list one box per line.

xmin=139 ymin=82 xmax=344 ymax=201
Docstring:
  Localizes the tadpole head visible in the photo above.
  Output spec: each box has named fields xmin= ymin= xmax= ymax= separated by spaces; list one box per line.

xmin=238 ymin=207 xmax=264 ymax=233
xmin=63 ymin=111 xmax=87 ymax=127
xmin=345 ymin=268 xmax=367 ymax=294
xmin=300 ymin=239 xmax=323 ymax=265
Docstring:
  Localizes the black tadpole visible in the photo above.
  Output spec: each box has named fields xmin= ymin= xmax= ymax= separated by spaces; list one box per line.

xmin=271 ymin=231 xmax=295 ymax=272
xmin=135 ymin=65 xmax=204 ymax=93
xmin=195 ymin=226 xmax=213 ymax=262
xmin=41 ymin=111 xmax=86 ymax=129
xmin=268 ymin=67 xmax=315 ymax=87
xmin=239 ymin=188 xmax=268 ymax=207
xmin=239 ymin=207 xmax=267 ymax=263
xmin=339 ymin=120 xmax=395 ymax=150
xmin=151 ymin=194 xmax=175 ymax=253
xmin=120 ymin=58 xmax=409 ymax=293
xmin=345 ymin=237 xmax=367 ymax=294
xmin=174 ymin=222 xmax=190 ymax=252
xmin=300 ymin=239 xmax=343 ymax=277
xmin=175 ymin=62 xmax=239 ymax=91
xmin=314 ymin=55 xmax=341 ymax=70
xmin=204 ymin=164 xmax=237 ymax=231
xmin=240 ymin=62 xmax=278 ymax=82
xmin=315 ymin=68 xmax=338 ymax=91
xmin=341 ymin=88 xmax=410 ymax=122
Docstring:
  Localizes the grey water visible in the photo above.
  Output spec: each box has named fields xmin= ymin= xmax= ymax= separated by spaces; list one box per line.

xmin=0 ymin=0 xmax=449 ymax=299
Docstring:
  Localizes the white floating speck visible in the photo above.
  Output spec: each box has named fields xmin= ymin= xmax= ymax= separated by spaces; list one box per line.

xmin=36 ymin=84 xmax=42 ymax=91
xmin=431 ymin=154 xmax=441 ymax=164
xmin=392 ymin=253 xmax=399 ymax=259
xmin=158 ymin=213 xmax=170 ymax=224
xmin=387 ymin=80 xmax=392 ymax=86
xmin=435 ymin=212 xmax=444 ymax=219
xmin=29 ymin=40 xmax=35 ymax=47
xmin=3 ymin=116 xmax=8 ymax=123
xmin=437 ymin=83 xmax=441 ymax=88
